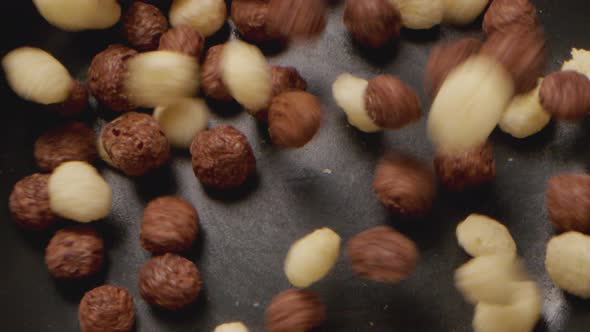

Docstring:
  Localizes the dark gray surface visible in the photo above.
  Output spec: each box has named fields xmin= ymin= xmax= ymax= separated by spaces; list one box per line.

xmin=2 ymin=1 xmax=590 ymax=331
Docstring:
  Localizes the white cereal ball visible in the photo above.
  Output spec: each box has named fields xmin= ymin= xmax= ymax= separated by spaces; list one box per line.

xmin=427 ymin=55 xmax=514 ymax=153
xmin=170 ymin=0 xmax=227 ymax=37
xmin=389 ymin=0 xmax=444 ymax=29
xmin=561 ymin=48 xmax=590 ymax=78
xmin=48 ymin=161 xmax=112 ymax=222
xmin=499 ymin=80 xmax=550 ymax=139
xmin=442 ymin=0 xmax=489 ymax=25
xmin=473 ymin=281 xmax=542 ymax=332
xmin=214 ymin=322 xmax=249 ymax=332
xmin=455 ymin=254 xmax=526 ymax=305
xmin=2 ymin=47 xmax=73 ymax=105
xmin=284 ymin=227 xmax=342 ymax=288
xmin=546 ymin=231 xmax=590 ymax=298
xmin=456 ymin=214 xmax=516 ymax=257
xmin=220 ymin=40 xmax=272 ymax=113
xmin=332 ymin=73 xmax=381 ymax=133
xmin=125 ymin=51 xmax=199 ymax=108
xmin=33 ymin=0 xmax=121 ymax=31
xmin=153 ymin=98 xmax=210 ymax=148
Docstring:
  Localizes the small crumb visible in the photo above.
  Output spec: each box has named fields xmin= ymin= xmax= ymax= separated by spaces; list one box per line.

xmin=508 ymin=158 xmax=514 ymax=162
xmin=322 ymin=168 xmax=332 ymax=174
xmin=235 ymin=301 xmax=240 ymax=306
xmin=253 ymin=301 xmax=260 ymax=308
xmin=383 ymin=305 xmax=388 ymax=311
xmin=369 ymin=321 xmax=374 ymax=327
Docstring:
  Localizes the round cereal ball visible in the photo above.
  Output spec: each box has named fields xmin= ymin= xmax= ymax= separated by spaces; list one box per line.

xmin=546 ymin=173 xmax=590 ymax=232
xmin=101 ymin=112 xmax=170 ymax=176
xmin=346 ymin=226 xmax=419 ymax=282
xmin=45 ymin=226 xmax=104 ymax=279
xmin=122 ymin=1 xmax=168 ymax=51
xmin=434 ymin=142 xmax=496 ymax=191
xmin=79 ymin=285 xmax=135 ymax=332
xmin=190 ymin=125 xmax=256 ymax=189
xmin=265 ymin=288 xmax=326 ymax=332
xmin=139 ymin=253 xmax=201 ymax=310
xmin=268 ymin=91 xmax=321 ymax=148
xmin=87 ymin=44 xmax=138 ymax=112
xmin=373 ymin=154 xmax=436 ymax=216
xmin=140 ymin=196 xmax=199 ymax=254
xmin=34 ymin=121 xmax=97 ymax=171
xmin=201 ymin=44 xmax=232 ymax=101
xmin=9 ymin=173 xmax=57 ymax=230
xmin=231 ymin=0 xmax=280 ymax=43
xmin=48 ymin=80 xmax=89 ymax=116
xmin=159 ymin=25 xmax=205 ymax=57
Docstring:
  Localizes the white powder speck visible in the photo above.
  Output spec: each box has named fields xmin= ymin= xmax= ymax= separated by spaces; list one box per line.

xmin=369 ymin=322 xmax=374 ymax=327
xmin=508 ymin=158 xmax=514 ymax=162
xmin=322 ymin=168 xmax=332 ymax=174
xmin=253 ymin=302 xmax=260 ymax=308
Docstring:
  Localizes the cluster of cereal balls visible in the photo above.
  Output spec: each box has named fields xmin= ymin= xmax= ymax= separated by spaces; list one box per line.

xmin=5 ymin=0 xmax=590 ymax=331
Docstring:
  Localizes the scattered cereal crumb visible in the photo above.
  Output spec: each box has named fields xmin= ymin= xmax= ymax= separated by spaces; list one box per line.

xmin=508 ymin=158 xmax=514 ymax=162
xmin=383 ymin=305 xmax=388 ymax=310
xmin=322 ymin=168 xmax=332 ymax=174
xmin=369 ymin=321 xmax=374 ymax=327
xmin=253 ymin=302 xmax=260 ymax=308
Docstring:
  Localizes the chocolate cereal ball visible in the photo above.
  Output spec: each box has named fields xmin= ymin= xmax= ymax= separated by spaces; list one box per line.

xmin=265 ymin=288 xmax=326 ymax=332
xmin=79 ymin=285 xmax=135 ymax=332
xmin=45 ymin=226 xmax=104 ymax=279
xmin=139 ymin=253 xmax=202 ymax=310
xmin=201 ymin=44 xmax=232 ymax=101
xmin=48 ymin=80 xmax=89 ymax=116
xmin=343 ymin=0 xmax=402 ymax=48
xmin=268 ymin=91 xmax=321 ymax=148
xmin=373 ymin=154 xmax=435 ymax=217
xmin=140 ymin=196 xmax=199 ymax=254
xmin=122 ymin=1 xmax=168 ymax=51
xmin=9 ymin=173 xmax=57 ymax=230
xmin=190 ymin=125 xmax=256 ymax=189
xmin=546 ymin=173 xmax=590 ymax=232
xmin=34 ymin=121 xmax=97 ymax=171
xmin=101 ymin=112 xmax=170 ymax=176
xmin=434 ymin=142 xmax=496 ymax=191
xmin=87 ymin=44 xmax=138 ymax=112
xmin=346 ymin=226 xmax=418 ymax=283
xmin=231 ymin=0 xmax=280 ymax=43
xmin=159 ymin=25 xmax=205 ymax=57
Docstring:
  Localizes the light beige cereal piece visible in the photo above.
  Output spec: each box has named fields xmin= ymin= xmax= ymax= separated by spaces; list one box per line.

xmin=473 ymin=281 xmax=542 ymax=332
xmin=499 ymin=80 xmax=550 ymax=139
xmin=442 ymin=0 xmax=489 ymax=25
xmin=455 ymin=254 xmax=526 ymax=305
xmin=125 ymin=51 xmax=199 ymax=108
xmin=33 ymin=0 xmax=121 ymax=31
xmin=213 ymin=322 xmax=249 ymax=332
xmin=154 ymin=98 xmax=210 ymax=148
xmin=220 ymin=40 xmax=271 ymax=113
xmin=546 ymin=231 xmax=590 ymax=298
xmin=561 ymin=48 xmax=590 ymax=78
xmin=48 ymin=161 xmax=112 ymax=222
xmin=427 ymin=55 xmax=514 ymax=153
xmin=389 ymin=0 xmax=444 ymax=29
xmin=332 ymin=73 xmax=381 ymax=133
xmin=169 ymin=0 xmax=227 ymax=37
xmin=2 ymin=47 xmax=72 ymax=104
xmin=284 ymin=228 xmax=341 ymax=287
xmin=456 ymin=214 xmax=516 ymax=257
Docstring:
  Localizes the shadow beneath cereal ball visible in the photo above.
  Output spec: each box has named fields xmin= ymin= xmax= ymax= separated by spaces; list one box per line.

xmin=401 ymin=26 xmax=442 ymax=44
xmin=53 ymin=263 xmax=109 ymax=303
xmin=205 ymin=22 xmax=232 ymax=49
xmin=257 ymin=39 xmax=290 ymax=56
xmin=491 ymin=121 xmax=556 ymax=154
xmin=350 ymin=38 xmax=400 ymax=67
xmin=205 ymin=98 xmax=244 ymax=118
xmin=202 ymin=173 xmax=260 ymax=202
xmin=149 ymin=287 xmax=208 ymax=323
xmin=133 ymin=164 xmax=179 ymax=203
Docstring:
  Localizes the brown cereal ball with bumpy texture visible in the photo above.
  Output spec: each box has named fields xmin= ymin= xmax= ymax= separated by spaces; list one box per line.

xmin=434 ymin=142 xmax=496 ymax=191
xmin=343 ymin=0 xmax=402 ymax=48
xmin=79 ymin=285 xmax=135 ymax=332
xmin=424 ymin=37 xmax=482 ymax=97
xmin=101 ymin=112 xmax=170 ymax=176
xmin=34 ymin=121 xmax=97 ymax=171
xmin=483 ymin=0 xmax=538 ymax=35
xmin=201 ymin=44 xmax=232 ymax=101
xmin=45 ymin=226 xmax=104 ymax=279
xmin=266 ymin=0 xmax=327 ymax=39
xmin=268 ymin=91 xmax=321 ymax=148
xmin=48 ymin=80 xmax=89 ymax=116
xmin=139 ymin=253 xmax=201 ymax=310
xmin=346 ymin=226 xmax=419 ymax=283
xmin=87 ymin=44 xmax=138 ymax=112
xmin=480 ymin=27 xmax=546 ymax=94
xmin=365 ymin=75 xmax=421 ymax=129
xmin=231 ymin=0 xmax=280 ymax=43
xmin=373 ymin=154 xmax=435 ymax=216
xmin=546 ymin=173 xmax=590 ymax=232
xmin=158 ymin=25 xmax=204 ymax=57
xmin=539 ymin=70 xmax=590 ymax=120
xmin=122 ymin=1 xmax=168 ymax=51
xmin=265 ymin=288 xmax=326 ymax=332
xmin=140 ymin=196 xmax=199 ymax=254
xmin=9 ymin=173 xmax=57 ymax=230
xmin=190 ymin=125 xmax=256 ymax=189
xmin=255 ymin=66 xmax=308 ymax=122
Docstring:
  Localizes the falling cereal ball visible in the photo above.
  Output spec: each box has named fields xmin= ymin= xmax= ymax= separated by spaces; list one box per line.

xmin=45 ymin=225 xmax=104 ymax=279
xmin=9 ymin=173 xmax=57 ymax=230
xmin=79 ymin=285 xmax=135 ymax=332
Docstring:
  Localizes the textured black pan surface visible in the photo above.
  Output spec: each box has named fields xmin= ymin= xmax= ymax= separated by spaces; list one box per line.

xmin=2 ymin=1 xmax=590 ymax=331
